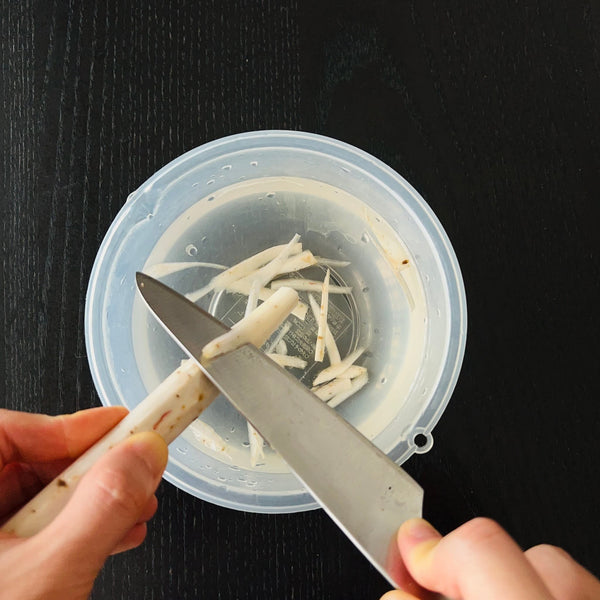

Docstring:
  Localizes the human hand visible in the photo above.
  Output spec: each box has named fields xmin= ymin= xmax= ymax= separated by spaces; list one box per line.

xmin=381 ymin=517 xmax=600 ymax=600
xmin=0 ymin=407 xmax=168 ymax=600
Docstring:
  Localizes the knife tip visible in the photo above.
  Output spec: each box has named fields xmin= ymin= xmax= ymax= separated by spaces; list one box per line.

xmin=136 ymin=271 xmax=147 ymax=289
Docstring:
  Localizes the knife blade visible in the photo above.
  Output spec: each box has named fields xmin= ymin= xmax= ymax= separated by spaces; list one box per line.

xmin=136 ymin=272 xmax=424 ymax=589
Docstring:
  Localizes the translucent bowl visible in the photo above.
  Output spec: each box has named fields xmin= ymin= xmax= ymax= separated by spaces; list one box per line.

xmin=85 ymin=131 xmax=467 ymax=513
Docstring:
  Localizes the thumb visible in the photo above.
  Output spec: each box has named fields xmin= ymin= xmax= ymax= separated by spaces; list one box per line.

xmin=37 ymin=432 xmax=168 ymax=573
xmin=397 ymin=517 xmax=554 ymax=600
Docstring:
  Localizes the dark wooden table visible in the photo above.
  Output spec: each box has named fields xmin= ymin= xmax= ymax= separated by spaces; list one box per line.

xmin=2 ymin=1 xmax=599 ymax=598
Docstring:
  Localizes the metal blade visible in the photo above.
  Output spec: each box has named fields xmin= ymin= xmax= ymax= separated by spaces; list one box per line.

xmin=136 ymin=272 xmax=229 ymax=348
xmin=136 ymin=272 xmax=424 ymax=588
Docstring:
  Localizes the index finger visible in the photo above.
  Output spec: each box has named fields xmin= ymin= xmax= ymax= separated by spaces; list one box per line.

xmin=398 ymin=518 xmax=554 ymax=600
xmin=0 ymin=407 xmax=128 ymax=469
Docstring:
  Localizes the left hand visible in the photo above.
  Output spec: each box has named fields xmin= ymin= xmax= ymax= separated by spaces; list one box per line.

xmin=0 ymin=407 xmax=168 ymax=600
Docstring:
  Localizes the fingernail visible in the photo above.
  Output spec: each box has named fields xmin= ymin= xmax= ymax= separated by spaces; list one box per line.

xmin=399 ymin=518 xmax=442 ymax=544
xmin=126 ymin=432 xmax=168 ymax=479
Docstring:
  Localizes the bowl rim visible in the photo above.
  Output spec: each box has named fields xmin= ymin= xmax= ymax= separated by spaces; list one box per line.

xmin=85 ymin=129 xmax=467 ymax=513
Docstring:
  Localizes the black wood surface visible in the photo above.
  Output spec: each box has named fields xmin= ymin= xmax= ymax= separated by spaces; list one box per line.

xmin=1 ymin=1 xmax=599 ymax=598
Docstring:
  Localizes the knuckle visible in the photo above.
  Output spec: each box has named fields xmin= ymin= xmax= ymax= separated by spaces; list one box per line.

xmin=526 ymin=543 xmax=571 ymax=562
xmin=455 ymin=517 xmax=507 ymax=548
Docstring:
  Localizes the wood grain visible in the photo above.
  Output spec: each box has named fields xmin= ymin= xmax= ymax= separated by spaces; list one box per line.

xmin=1 ymin=1 xmax=599 ymax=598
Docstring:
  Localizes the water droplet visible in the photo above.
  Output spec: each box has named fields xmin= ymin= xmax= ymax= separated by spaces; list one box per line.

xmin=250 ymin=161 xmax=258 ymax=167
xmin=217 ymin=476 xmax=227 ymax=482
xmin=380 ymin=377 xmax=387 ymax=384
xmin=192 ymin=182 xmax=199 ymax=188
xmin=207 ymin=179 xmax=215 ymax=185
xmin=341 ymin=166 xmax=351 ymax=173
xmin=186 ymin=244 xmax=198 ymax=256
xmin=175 ymin=446 xmax=188 ymax=455
xmin=207 ymin=196 xmax=215 ymax=202
xmin=242 ymin=441 xmax=250 ymax=448
xmin=361 ymin=232 xmax=370 ymax=244
xmin=147 ymin=213 xmax=154 ymax=220
xmin=221 ymin=164 xmax=232 ymax=171
xmin=362 ymin=286 xmax=369 ymax=293
xmin=246 ymin=480 xmax=257 ymax=488
xmin=201 ymin=236 xmax=208 ymax=243
xmin=266 ymin=192 xmax=275 ymax=198
xmin=205 ymin=464 xmax=212 ymax=470
xmin=230 ymin=426 xmax=236 ymax=433
xmin=238 ymin=475 xmax=247 ymax=482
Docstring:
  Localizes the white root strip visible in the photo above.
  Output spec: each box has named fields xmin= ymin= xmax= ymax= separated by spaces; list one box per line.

xmin=328 ymin=372 xmax=369 ymax=408
xmin=212 ymin=241 xmax=302 ymax=290
xmin=314 ymin=270 xmax=331 ymax=363
xmin=145 ymin=261 xmax=227 ymax=278
xmin=202 ymin=287 xmax=299 ymax=360
xmin=314 ymin=257 xmax=351 ymax=268
xmin=224 ymin=281 xmax=308 ymax=321
xmin=337 ymin=365 xmax=367 ymax=379
xmin=248 ymin=423 xmax=265 ymax=466
xmin=231 ymin=248 xmax=314 ymax=294
xmin=265 ymin=322 xmax=291 ymax=353
xmin=189 ymin=419 xmax=230 ymax=456
xmin=2 ymin=358 xmax=218 ymax=537
xmin=231 ymin=251 xmax=317 ymax=292
xmin=186 ymin=283 xmax=217 ymax=303
xmin=313 ymin=346 xmax=366 ymax=386
xmin=312 ymin=377 xmax=352 ymax=401
xmin=185 ymin=242 xmax=303 ymax=302
xmin=278 ymin=250 xmax=317 ymax=273
xmin=232 ymin=234 xmax=300 ymax=292
xmin=308 ymin=294 xmax=341 ymax=365
xmin=271 ymin=278 xmax=352 ymax=294
xmin=245 ymin=279 xmax=261 ymax=316
xmin=267 ymin=353 xmax=307 ymax=369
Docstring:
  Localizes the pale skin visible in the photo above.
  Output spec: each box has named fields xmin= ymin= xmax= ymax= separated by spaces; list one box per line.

xmin=0 ymin=407 xmax=168 ymax=600
xmin=1 ymin=408 xmax=598 ymax=600
xmin=381 ymin=517 xmax=600 ymax=600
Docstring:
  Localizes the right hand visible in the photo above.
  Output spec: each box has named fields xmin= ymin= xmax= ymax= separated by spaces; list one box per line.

xmin=381 ymin=517 xmax=600 ymax=600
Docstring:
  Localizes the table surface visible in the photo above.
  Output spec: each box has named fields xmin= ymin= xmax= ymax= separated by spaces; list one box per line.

xmin=1 ymin=1 xmax=599 ymax=598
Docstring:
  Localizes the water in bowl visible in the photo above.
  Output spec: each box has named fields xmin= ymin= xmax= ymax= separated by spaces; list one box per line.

xmin=131 ymin=176 xmax=426 ymax=473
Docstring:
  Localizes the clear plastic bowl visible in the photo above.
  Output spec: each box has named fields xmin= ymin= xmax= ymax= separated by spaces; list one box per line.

xmin=85 ymin=131 xmax=467 ymax=513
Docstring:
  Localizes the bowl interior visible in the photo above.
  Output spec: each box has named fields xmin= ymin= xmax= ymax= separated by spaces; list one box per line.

xmin=85 ymin=131 xmax=466 ymax=513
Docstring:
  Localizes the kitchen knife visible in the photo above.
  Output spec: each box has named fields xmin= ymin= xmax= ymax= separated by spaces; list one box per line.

xmin=136 ymin=272 xmax=425 ymax=591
